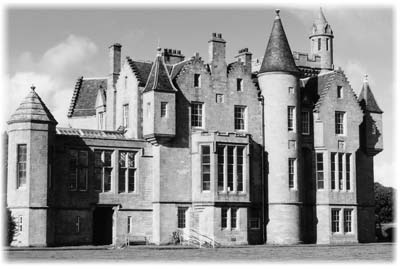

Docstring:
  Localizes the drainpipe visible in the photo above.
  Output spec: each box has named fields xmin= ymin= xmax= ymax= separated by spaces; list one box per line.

xmin=258 ymin=94 xmax=266 ymax=244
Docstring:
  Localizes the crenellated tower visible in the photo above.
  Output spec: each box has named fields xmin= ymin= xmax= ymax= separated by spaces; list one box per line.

xmin=309 ymin=8 xmax=334 ymax=72
xmin=258 ymin=9 xmax=302 ymax=244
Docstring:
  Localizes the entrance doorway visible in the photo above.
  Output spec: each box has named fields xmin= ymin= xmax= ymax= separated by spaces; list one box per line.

xmin=93 ymin=207 xmax=113 ymax=245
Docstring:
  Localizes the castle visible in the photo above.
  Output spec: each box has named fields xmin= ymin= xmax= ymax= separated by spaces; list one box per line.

xmin=6 ymin=8 xmax=383 ymax=246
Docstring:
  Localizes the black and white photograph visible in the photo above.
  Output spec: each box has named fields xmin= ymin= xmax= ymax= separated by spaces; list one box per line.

xmin=0 ymin=0 xmax=396 ymax=264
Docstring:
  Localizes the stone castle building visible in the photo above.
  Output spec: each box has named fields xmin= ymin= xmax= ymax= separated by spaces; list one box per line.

xmin=6 ymin=8 xmax=383 ymax=246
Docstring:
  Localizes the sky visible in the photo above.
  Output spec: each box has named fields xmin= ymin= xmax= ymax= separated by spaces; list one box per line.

xmin=1 ymin=3 xmax=396 ymax=187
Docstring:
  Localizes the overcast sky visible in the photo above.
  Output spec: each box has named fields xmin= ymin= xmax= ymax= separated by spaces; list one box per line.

xmin=2 ymin=5 xmax=395 ymax=187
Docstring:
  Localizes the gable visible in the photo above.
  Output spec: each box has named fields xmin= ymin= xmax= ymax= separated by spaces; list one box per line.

xmin=68 ymin=77 xmax=107 ymax=118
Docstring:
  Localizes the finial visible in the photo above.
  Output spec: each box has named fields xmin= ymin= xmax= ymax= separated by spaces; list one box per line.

xmin=275 ymin=9 xmax=280 ymax=18
xmin=30 ymin=84 xmax=36 ymax=92
xmin=363 ymin=74 xmax=369 ymax=83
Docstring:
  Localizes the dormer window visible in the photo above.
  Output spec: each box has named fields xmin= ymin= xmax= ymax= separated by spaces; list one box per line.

xmin=236 ymin=78 xmax=243 ymax=92
xmin=194 ymin=73 xmax=201 ymax=88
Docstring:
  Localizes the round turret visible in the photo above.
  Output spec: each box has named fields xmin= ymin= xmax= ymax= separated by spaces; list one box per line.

xmin=309 ymin=8 xmax=334 ymax=72
xmin=258 ymin=10 xmax=302 ymax=244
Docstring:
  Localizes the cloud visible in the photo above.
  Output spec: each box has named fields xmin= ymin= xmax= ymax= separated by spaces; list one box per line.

xmin=342 ymin=60 xmax=368 ymax=95
xmin=3 ymin=34 xmax=99 ymax=129
xmin=375 ymin=162 xmax=395 ymax=188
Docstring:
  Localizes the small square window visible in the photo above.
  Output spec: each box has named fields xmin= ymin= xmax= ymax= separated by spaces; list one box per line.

xmin=194 ymin=74 xmax=201 ymax=88
xmin=288 ymin=87 xmax=294 ymax=94
xmin=236 ymin=78 xmax=243 ymax=92
xmin=337 ymin=86 xmax=343 ymax=98
xmin=216 ymin=94 xmax=224 ymax=103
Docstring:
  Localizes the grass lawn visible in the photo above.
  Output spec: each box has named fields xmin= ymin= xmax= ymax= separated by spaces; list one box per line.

xmin=4 ymin=242 xmax=394 ymax=262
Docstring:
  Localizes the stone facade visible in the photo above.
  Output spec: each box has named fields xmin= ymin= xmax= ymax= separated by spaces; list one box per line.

xmin=6 ymin=8 xmax=383 ymax=247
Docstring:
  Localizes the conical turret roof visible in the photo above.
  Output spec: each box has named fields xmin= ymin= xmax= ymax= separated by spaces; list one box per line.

xmin=358 ymin=75 xmax=383 ymax=113
xmin=143 ymin=48 xmax=176 ymax=93
xmin=259 ymin=9 xmax=299 ymax=75
xmin=8 ymin=86 xmax=57 ymax=124
xmin=310 ymin=7 xmax=333 ymax=36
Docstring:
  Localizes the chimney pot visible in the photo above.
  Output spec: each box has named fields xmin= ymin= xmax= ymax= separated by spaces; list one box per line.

xmin=173 ymin=49 xmax=176 ymax=54
xmin=212 ymin=33 xmax=217 ymax=37
xmin=217 ymin=33 xmax=222 ymax=38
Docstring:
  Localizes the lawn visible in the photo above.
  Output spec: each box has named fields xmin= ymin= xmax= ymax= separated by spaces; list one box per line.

xmin=4 ymin=243 xmax=394 ymax=262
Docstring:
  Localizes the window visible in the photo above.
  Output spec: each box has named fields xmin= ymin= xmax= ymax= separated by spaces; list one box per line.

xmin=288 ymin=158 xmax=296 ymax=189
xmin=338 ymin=153 xmax=344 ymax=190
xmin=18 ymin=216 xmax=22 ymax=232
xmin=301 ymin=111 xmax=310 ymax=135
xmin=127 ymin=216 xmax=132 ymax=233
xmin=17 ymin=144 xmax=27 ymax=188
xmin=216 ymin=94 xmax=224 ymax=103
xmin=194 ymin=73 xmax=201 ymax=88
xmin=331 ymin=152 xmax=336 ymax=190
xmin=331 ymin=209 xmax=340 ymax=233
xmin=201 ymin=145 xmax=211 ymax=191
xmin=227 ymin=146 xmax=234 ymax=191
xmin=122 ymin=104 xmax=129 ymax=128
xmin=346 ymin=153 xmax=351 ymax=190
xmin=326 ymin=39 xmax=329 ymax=50
xmin=221 ymin=208 xmax=228 ymax=229
xmin=288 ymin=87 xmax=294 ymax=94
xmin=146 ymin=102 xmax=151 ymax=119
xmin=191 ymin=103 xmax=203 ymax=128
xmin=94 ymin=150 xmax=113 ymax=192
xmin=344 ymin=209 xmax=352 ymax=233
xmin=335 ymin=111 xmax=345 ymax=135
xmin=161 ymin=102 xmax=168 ymax=118
xmin=217 ymin=145 xmax=225 ymax=191
xmin=318 ymin=38 xmax=321 ymax=51
xmin=68 ymin=150 xmax=88 ymax=191
xmin=217 ymin=144 xmax=246 ymax=193
xmin=97 ymin=112 xmax=104 ymax=130
xmin=288 ymin=106 xmax=295 ymax=131
xmin=236 ymin=78 xmax=243 ymax=92
xmin=75 ymin=216 xmax=81 ymax=234
xmin=118 ymin=151 xmax=136 ymax=193
xmin=316 ymin=153 xmax=324 ymax=189
xmin=231 ymin=208 xmax=238 ymax=229
xmin=178 ymin=207 xmax=187 ymax=228
xmin=234 ymin=106 xmax=246 ymax=130
xmin=337 ymin=86 xmax=343 ymax=98
xmin=237 ymin=147 xmax=244 ymax=192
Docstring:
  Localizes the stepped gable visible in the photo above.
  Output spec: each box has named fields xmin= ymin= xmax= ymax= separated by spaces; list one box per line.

xmin=358 ymin=75 xmax=383 ymax=113
xmin=259 ymin=9 xmax=299 ymax=74
xmin=126 ymin=57 xmax=153 ymax=87
xmin=8 ymin=85 xmax=57 ymax=124
xmin=68 ymin=77 xmax=107 ymax=118
xmin=143 ymin=48 xmax=176 ymax=93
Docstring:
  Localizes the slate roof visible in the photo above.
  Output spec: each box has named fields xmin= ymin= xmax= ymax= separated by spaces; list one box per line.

xmin=301 ymin=70 xmax=360 ymax=113
xmin=8 ymin=86 xmax=57 ymax=124
xmin=259 ymin=10 xmax=299 ymax=74
xmin=143 ymin=50 xmax=176 ymax=93
xmin=56 ymin=127 xmax=126 ymax=139
xmin=67 ymin=77 xmax=107 ymax=118
xmin=126 ymin=57 xmax=153 ymax=87
xmin=358 ymin=79 xmax=383 ymax=113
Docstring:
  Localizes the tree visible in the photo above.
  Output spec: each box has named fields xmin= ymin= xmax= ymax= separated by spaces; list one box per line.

xmin=374 ymin=182 xmax=394 ymax=224
xmin=6 ymin=208 xmax=17 ymax=246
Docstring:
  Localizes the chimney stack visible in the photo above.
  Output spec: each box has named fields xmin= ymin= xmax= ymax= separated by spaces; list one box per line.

xmin=208 ymin=32 xmax=227 ymax=79
xmin=109 ymin=43 xmax=122 ymax=76
xmin=163 ymin=48 xmax=185 ymax=65
xmin=235 ymin=48 xmax=253 ymax=73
